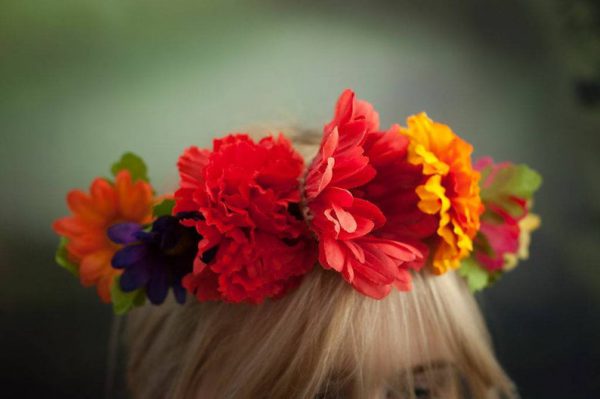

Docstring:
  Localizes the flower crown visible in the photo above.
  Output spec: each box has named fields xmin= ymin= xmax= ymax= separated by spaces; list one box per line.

xmin=53 ymin=89 xmax=542 ymax=314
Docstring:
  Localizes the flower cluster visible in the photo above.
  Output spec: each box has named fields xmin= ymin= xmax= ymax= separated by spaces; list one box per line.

xmin=53 ymin=166 xmax=154 ymax=303
xmin=304 ymin=90 xmax=488 ymax=297
xmin=174 ymin=134 xmax=316 ymax=303
xmin=52 ymin=89 xmax=542 ymax=311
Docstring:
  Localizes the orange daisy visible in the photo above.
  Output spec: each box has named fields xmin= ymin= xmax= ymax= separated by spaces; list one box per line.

xmin=399 ymin=113 xmax=483 ymax=274
xmin=53 ymin=170 xmax=154 ymax=302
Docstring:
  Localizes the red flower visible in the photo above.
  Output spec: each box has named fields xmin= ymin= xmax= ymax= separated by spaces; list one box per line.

xmin=305 ymin=90 xmax=424 ymax=299
xmin=174 ymin=134 xmax=316 ymax=303
xmin=361 ymin=128 xmax=439 ymax=254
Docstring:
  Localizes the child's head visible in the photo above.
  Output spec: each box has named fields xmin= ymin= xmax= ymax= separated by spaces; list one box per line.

xmin=126 ymin=267 xmax=514 ymax=398
xmin=126 ymin=126 xmax=514 ymax=399
xmin=53 ymin=90 xmax=540 ymax=399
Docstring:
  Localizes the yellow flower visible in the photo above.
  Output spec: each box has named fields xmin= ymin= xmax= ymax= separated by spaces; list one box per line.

xmin=399 ymin=113 xmax=483 ymax=274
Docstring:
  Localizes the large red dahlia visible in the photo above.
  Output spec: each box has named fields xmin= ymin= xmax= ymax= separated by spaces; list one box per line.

xmin=305 ymin=90 xmax=425 ymax=299
xmin=174 ymin=134 xmax=316 ymax=303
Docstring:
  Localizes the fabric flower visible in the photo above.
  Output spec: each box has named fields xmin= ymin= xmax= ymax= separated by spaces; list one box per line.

xmin=174 ymin=134 xmax=316 ymax=304
xmin=458 ymin=158 xmax=541 ymax=291
xmin=53 ymin=170 xmax=154 ymax=302
xmin=108 ymin=213 xmax=201 ymax=305
xmin=305 ymin=89 xmax=424 ymax=299
xmin=473 ymin=157 xmax=542 ymax=272
xmin=360 ymin=128 xmax=439 ymax=261
xmin=398 ymin=113 xmax=483 ymax=274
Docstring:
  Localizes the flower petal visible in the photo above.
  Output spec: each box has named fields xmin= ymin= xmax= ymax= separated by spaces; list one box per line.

xmin=112 ymin=245 xmax=149 ymax=269
xmin=120 ymin=263 xmax=150 ymax=292
xmin=146 ymin=270 xmax=169 ymax=305
xmin=321 ymin=238 xmax=346 ymax=272
xmin=107 ymin=222 xmax=142 ymax=244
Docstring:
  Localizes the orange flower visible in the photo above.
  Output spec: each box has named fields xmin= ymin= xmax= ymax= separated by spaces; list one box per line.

xmin=399 ymin=113 xmax=483 ymax=274
xmin=53 ymin=170 xmax=154 ymax=302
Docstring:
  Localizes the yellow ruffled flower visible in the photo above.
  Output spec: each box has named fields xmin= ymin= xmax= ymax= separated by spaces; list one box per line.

xmin=400 ymin=113 xmax=483 ymax=274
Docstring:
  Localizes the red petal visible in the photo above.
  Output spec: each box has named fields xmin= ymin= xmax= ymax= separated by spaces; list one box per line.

xmin=321 ymin=238 xmax=346 ymax=272
xmin=351 ymin=273 xmax=392 ymax=299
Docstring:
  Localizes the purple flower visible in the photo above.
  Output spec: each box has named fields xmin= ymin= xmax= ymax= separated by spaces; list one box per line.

xmin=108 ymin=213 xmax=201 ymax=305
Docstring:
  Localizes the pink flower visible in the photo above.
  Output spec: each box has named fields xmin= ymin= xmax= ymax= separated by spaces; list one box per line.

xmin=476 ymin=204 xmax=521 ymax=271
xmin=473 ymin=157 xmax=541 ymax=271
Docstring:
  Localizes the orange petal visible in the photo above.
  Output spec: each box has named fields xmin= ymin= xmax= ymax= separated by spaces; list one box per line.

xmin=67 ymin=190 xmax=105 ymax=226
xmin=90 ymin=178 xmax=118 ymax=219
xmin=53 ymin=216 xmax=87 ymax=236
xmin=130 ymin=182 xmax=153 ymax=221
xmin=115 ymin=171 xmax=153 ymax=222
xmin=97 ymin=273 xmax=117 ymax=303
xmin=79 ymin=249 xmax=115 ymax=286
xmin=67 ymin=230 xmax=109 ymax=258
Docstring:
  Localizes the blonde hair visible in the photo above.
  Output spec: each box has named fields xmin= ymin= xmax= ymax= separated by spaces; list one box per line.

xmin=125 ymin=130 xmax=517 ymax=399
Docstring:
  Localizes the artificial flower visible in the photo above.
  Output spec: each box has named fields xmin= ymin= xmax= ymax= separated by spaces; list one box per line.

xmin=174 ymin=134 xmax=316 ymax=303
xmin=360 ymin=128 xmax=439 ymax=262
xmin=109 ymin=212 xmax=201 ymax=305
xmin=473 ymin=157 xmax=542 ymax=272
xmin=183 ymin=230 xmax=315 ymax=303
xmin=398 ymin=113 xmax=483 ymax=274
xmin=458 ymin=158 xmax=541 ymax=291
xmin=305 ymin=89 xmax=423 ymax=299
xmin=53 ymin=170 xmax=154 ymax=302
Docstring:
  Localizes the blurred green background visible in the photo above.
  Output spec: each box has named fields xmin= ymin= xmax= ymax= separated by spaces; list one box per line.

xmin=1 ymin=0 xmax=599 ymax=398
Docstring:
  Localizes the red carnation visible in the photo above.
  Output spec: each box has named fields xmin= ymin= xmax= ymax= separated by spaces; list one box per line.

xmin=174 ymin=134 xmax=316 ymax=303
xmin=305 ymin=90 xmax=425 ymax=299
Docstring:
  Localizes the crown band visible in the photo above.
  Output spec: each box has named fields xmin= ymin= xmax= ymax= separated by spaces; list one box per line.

xmin=52 ymin=89 xmax=542 ymax=314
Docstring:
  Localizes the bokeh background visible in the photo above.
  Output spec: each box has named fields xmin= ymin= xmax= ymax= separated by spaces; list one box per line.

xmin=1 ymin=0 xmax=599 ymax=398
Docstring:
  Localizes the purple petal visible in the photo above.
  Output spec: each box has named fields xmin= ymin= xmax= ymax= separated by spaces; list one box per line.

xmin=112 ymin=245 xmax=148 ymax=269
xmin=147 ymin=272 xmax=169 ymax=305
xmin=120 ymin=264 xmax=150 ymax=292
xmin=108 ymin=222 xmax=142 ymax=244
xmin=172 ymin=280 xmax=187 ymax=304
xmin=160 ymin=230 xmax=180 ymax=251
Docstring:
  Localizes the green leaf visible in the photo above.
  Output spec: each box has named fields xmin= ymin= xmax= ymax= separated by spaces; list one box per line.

xmin=110 ymin=276 xmax=146 ymax=315
xmin=473 ymin=232 xmax=494 ymax=257
xmin=111 ymin=152 xmax=150 ymax=183
xmin=55 ymin=237 xmax=79 ymax=276
xmin=477 ymin=163 xmax=494 ymax=186
xmin=458 ymin=257 xmax=490 ymax=292
xmin=481 ymin=163 xmax=542 ymax=200
xmin=153 ymin=198 xmax=176 ymax=217
xmin=480 ymin=163 xmax=542 ymax=216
